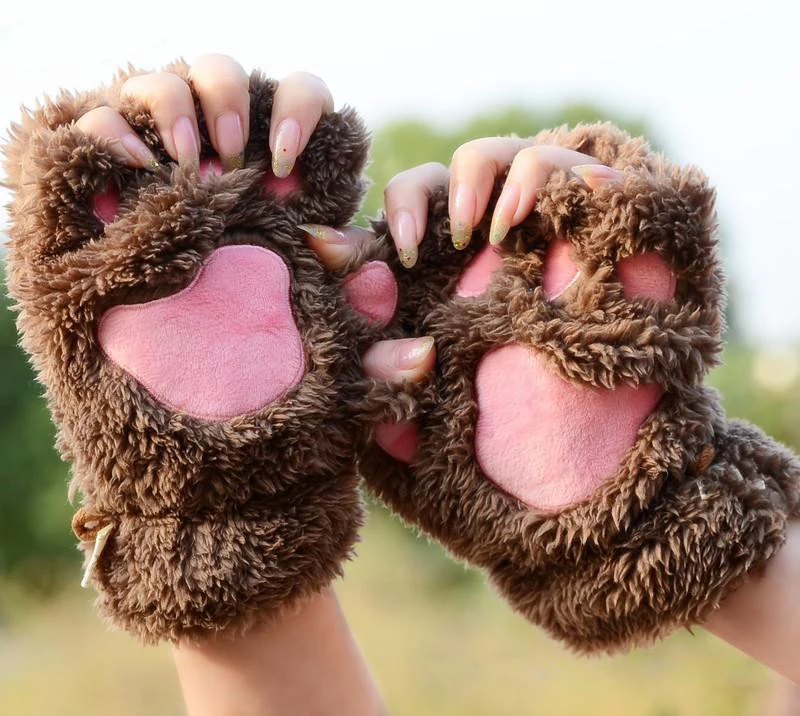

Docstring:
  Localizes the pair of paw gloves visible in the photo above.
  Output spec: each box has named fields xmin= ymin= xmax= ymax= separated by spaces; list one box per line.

xmin=4 ymin=65 xmax=798 ymax=652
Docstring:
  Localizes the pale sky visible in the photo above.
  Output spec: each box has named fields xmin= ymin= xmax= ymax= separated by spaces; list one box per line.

xmin=1 ymin=0 xmax=797 ymax=343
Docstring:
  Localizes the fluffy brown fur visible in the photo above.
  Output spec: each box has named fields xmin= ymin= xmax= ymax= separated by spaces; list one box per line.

xmin=364 ymin=123 xmax=800 ymax=653
xmin=3 ymin=62 xmax=386 ymax=643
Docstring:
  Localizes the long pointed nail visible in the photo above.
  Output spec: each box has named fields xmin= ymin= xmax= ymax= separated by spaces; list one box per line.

xmin=393 ymin=211 xmax=418 ymax=268
xmin=490 ymin=181 xmax=521 ymax=246
xmin=216 ymin=111 xmax=245 ymax=171
xmin=273 ymin=118 xmax=301 ymax=178
xmin=450 ymin=183 xmax=476 ymax=250
xmin=172 ymin=116 xmax=199 ymax=167
xmin=397 ymin=336 xmax=435 ymax=370
xmin=297 ymin=224 xmax=349 ymax=244
xmin=489 ymin=217 xmax=509 ymax=246
xmin=120 ymin=133 xmax=159 ymax=171
xmin=571 ymin=164 xmax=623 ymax=190
xmin=299 ymin=224 xmax=354 ymax=270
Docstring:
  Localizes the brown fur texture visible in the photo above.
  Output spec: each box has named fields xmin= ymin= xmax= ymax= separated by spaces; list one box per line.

xmin=3 ymin=62 xmax=387 ymax=643
xmin=364 ymin=123 xmax=800 ymax=653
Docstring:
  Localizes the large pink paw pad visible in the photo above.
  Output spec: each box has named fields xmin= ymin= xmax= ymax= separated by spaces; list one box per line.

xmin=474 ymin=344 xmax=662 ymax=510
xmin=98 ymin=245 xmax=306 ymax=421
xmin=343 ymin=261 xmax=398 ymax=326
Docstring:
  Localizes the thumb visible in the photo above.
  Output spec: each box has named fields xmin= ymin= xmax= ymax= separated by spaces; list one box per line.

xmin=363 ymin=336 xmax=435 ymax=464
xmin=362 ymin=337 xmax=435 ymax=383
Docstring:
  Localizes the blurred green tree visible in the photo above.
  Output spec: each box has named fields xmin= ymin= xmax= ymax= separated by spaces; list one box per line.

xmin=0 ymin=265 xmax=77 ymax=591
xmin=359 ymin=102 xmax=649 ymax=221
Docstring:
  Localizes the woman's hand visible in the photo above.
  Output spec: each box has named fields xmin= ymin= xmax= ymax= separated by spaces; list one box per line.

xmin=376 ymin=135 xmax=800 ymax=685
xmin=381 ymin=136 xmax=618 ymax=267
xmin=78 ymin=52 xmax=800 ymax=701
xmin=363 ymin=137 xmax=620 ymax=460
xmin=74 ymin=53 xmax=394 ymax=716
xmin=75 ymin=53 xmax=332 ymax=176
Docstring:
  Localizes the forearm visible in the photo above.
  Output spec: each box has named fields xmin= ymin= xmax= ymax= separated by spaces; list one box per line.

xmin=704 ymin=521 xmax=800 ymax=683
xmin=172 ymin=588 xmax=385 ymax=716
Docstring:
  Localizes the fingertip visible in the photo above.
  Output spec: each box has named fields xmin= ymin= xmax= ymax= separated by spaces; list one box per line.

xmin=407 ymin=336 xmax=436 ymax=379
xmin=391 ymin=210 xmax=419 ymax=269
xmin=571 ymin=164 xmax=623 ymax=190
xmin=75 ymin=107 xmax=158 ymax=170
xmin=362 ymin=336 xmax=436 ymax=383
xmin=215 ymin=111 xmax=246 ymax=171
xmin=272 ymin=118 xmax=301 ymax=178
xmin=298 ymin=223 xmax=358 ymax=271
xmin=271 ymin=72 xmax=334 ymax=178
xmin=489 ymin=181 xmax=521 ymax=246
xmin=119 ymin=134 xmax=160 ymax=171
xmin=449 ymin=182 xmax=476 ymax=250
xmin=171 ymin=115 xmax=200 ymax=167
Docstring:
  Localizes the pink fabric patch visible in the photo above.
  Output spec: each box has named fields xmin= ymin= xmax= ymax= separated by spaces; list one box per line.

xmin=375 ymin=421 xmax=419 ymax=463
xmin=98 ymin=245 xmax=306 ymax=421
xmin=199 ymin=157 xmax=224 ymax=181
xmin=263 ymin=165 xmax=302 ymax=197
xmin=617 ymin=253 xmax=676 ymax=301
xmin=542 ymin=239 xmax=579 ymax=299
xmin=343 ymin=261 xmax=398 ymax=326
xmin=92 ymin=184 xmax=120 ymax=224
xmin=474 ymin=345 xmax=662 ymax=511
xmin=456 ymin=245 xmax=504 ymax=298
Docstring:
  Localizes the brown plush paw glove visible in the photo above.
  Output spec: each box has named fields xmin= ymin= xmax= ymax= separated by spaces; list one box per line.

xmin=3 ymin=65 xmax=397 ymax=642
xmin=364 ymin=122 xmax=800 ymax=653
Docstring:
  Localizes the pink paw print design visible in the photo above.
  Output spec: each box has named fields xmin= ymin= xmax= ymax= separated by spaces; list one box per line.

xmin=363 ymin=123 xmax=798 ymax=652
xmin=4 ymin=65 xmax=398 ymax=641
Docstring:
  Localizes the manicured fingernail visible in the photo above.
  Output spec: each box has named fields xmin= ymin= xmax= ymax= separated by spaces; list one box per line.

xmin=120 ymin=133 xmax=159 ymax=171
xmin=272 ymin=118 xmax=301 ymax=178
xmin=393 ymin=211 xmax=418 ymax=269
xmin=216 ymin=111 xmax=245 ymax=171
xmin=450 ymin=183 xmax=475 ymax=250
xmin=489 ymin=217 xmax=510 ymax=246
xmin=172 ymin=116 xmax=199 ymax=167
xmin=397 ymin=336 xmax=435 ymax=370
xmin=571 ymin=164 xmax=623 ymax=189
xmin=490 ymin=182 xmax=521 ymax=246
xmin=297 ymin=224 xmax=349 ymax=244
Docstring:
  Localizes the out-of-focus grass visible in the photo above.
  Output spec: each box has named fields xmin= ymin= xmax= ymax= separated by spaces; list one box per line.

xmin=0 ymin=583 xmax=181 ymax=715
xmin=340 ymin=507 xmax=775 ymax=716
xmin=0 ymin=346 xmax=795 ymax=715
xmin=0 ymin=506 xmax=779 ymax=716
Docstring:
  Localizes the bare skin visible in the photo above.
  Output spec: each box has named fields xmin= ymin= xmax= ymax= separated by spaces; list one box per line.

xmin=76 ymin=53 xmax=800 ymax=714
xmin=173 ymin=589 xmax=385 ymax=716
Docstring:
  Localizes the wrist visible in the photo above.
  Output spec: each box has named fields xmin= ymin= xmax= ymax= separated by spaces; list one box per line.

xmin=173 ymin=588 xmax=385 ymax=716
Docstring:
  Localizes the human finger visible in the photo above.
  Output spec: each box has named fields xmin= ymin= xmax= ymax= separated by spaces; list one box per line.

xmin=75 ymin=106 xmax=159 ymax=170
xmin=188 ymin=54 xmax=250 ymax=171
xmin=297 ymin=224 xmax=374 ymax=272
xmin=361 ymin=337 xmax=436 ymax=383
xmin=120 ymin=72 xmax=201 ymax=166
xmin=447 ymin=136 xmax=532 ymax=250
xmin=489 ymin=145 xmax=614 ymax=246
xmin=269 ymin=72 xmax=334 ymax=179
xmin=383 ymin=162 xmax=449 ymax=268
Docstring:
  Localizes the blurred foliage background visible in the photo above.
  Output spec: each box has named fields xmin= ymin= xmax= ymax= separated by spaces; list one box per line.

xmin=1 ymin=104 xmax=798 ymax=715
